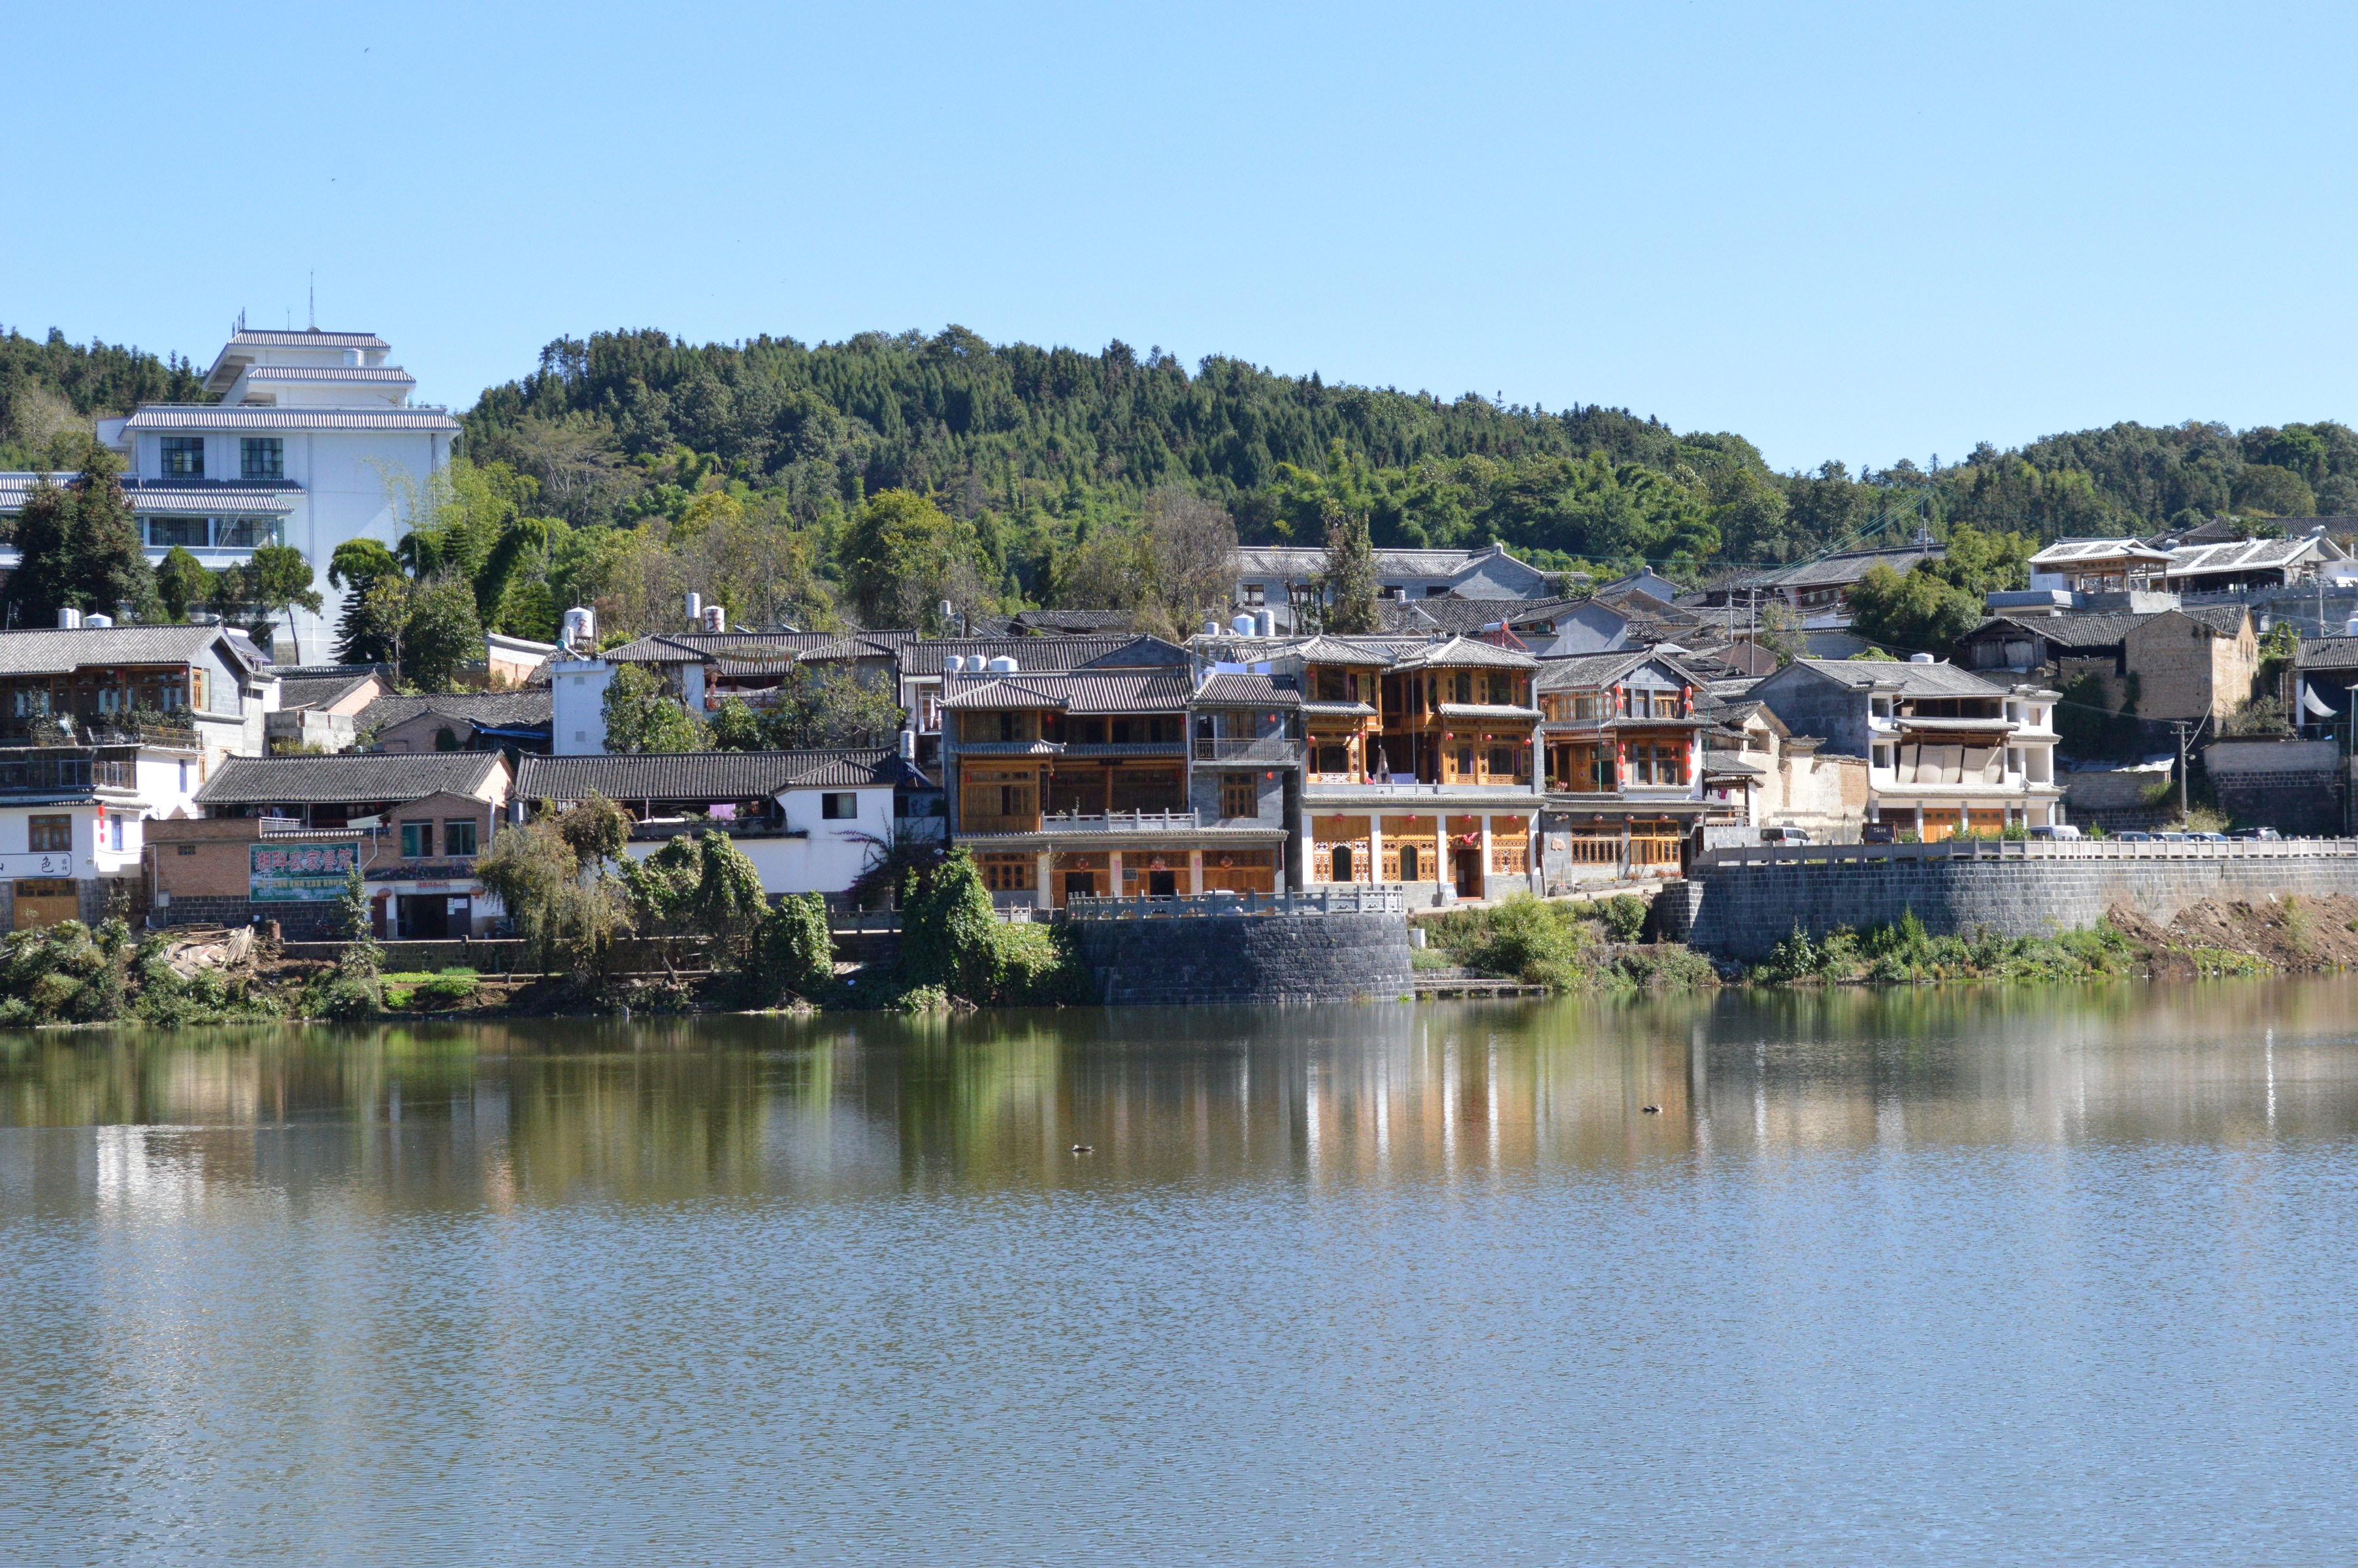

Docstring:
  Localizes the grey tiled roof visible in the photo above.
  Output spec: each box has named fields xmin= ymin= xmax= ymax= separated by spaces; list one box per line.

xmin=1196 ymin=671 xmax=1302 ymax=707
xmin=2169 ymin=536 xmax=2344 ymax=574
xmin=1236 ymin=545 xmax=1477 ymax=576
xmin=1377 ymin=595 xmax=1588 ymax=634
xmin=0 ymin=475 xmax=304 ymax=514
xmin=1012 ymin=609 xmax=1137 ymax=634
xmin=0 ymin=624 xmax=250 ymax=677
xmin=225 ymin=330 xmax=388 ymax=348
xmin=940 ymin=670 xmax=1194 ymax=712
xmin=123 ymin=407 xmax=460 ymax=433
xmin=1535 ymin=650 xmax=1658 ymax=690
xmin=1388 ymin=635 xmax=1539 ymax=670
xmin=245 ymin=367 xmax=416 ymax=384
xmin=901 ymin=634 xmax=1187 ymax=677
xmin=1288 ymin=635 xmax=1403 ymax=666
xmin=1791 ymin=657 xmax=2002 ymax=697
xmin=1437 ymin=702 xmax=1542 ymax=719
xmin=199 ymin=752 xmax=505 ymax=806
xmin=279 ymin=674 xmax=380 ymax=711
xmin=516 ymin=747 xmax=913 ymax=802
xmin=2297 ymin=636 xmax=2358 ymax=670
xmin=359 ymin=691 xmax=553 ymax=732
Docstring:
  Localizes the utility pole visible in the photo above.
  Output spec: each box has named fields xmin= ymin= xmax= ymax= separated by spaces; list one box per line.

xmin=2173 ymin=720 xmax=2191 ymax=825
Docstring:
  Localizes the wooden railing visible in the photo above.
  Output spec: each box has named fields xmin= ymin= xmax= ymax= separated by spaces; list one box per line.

xmin=1194 ymin=736 xmax=1303 ymax=762
xmin=1064 ymin=886 xmax=1404 ymax=919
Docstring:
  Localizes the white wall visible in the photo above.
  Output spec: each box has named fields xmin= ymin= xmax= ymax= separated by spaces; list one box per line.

xmin=552 ymin=660 xmax=614 ymax=754
xmin=616 ymin=784 xmax=891 ymax=896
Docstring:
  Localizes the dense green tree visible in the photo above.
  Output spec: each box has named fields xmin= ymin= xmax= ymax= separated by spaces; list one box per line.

xmin=328 ymin=538 xmax=405 ymax=664
xmin=401 ymin=576 xmax=483 ymax=690
xmin=243 ymin=544 xmax=325 ymax=657
xmin=1845 ymin=563 xmax=1984 ymax=654
xmin=759 ymin=667 xmax=902 ymax=749
xmin=600 ymin=661 xmax=706 ymax=752
xmin=156 ymin=547 xmax=210 ymax=623
xmin=0 ymin=451 xmax=158 ymax=629
xmin=838 ymin=488 xmax=978 ymax=629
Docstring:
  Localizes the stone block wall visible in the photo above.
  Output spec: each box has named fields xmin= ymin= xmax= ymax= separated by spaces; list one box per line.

xmin=1684 ymin=853 xmax=2358 ymax=960
xmin=1070 ymin=911 xmax=1413 ymax=1005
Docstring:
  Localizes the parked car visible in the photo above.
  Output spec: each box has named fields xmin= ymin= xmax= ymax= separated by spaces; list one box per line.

xmin=2229 ymin=826 xmax=2282 ymax=841
xmin=2157 ymin=831 xmax=2189 ymax=843
xmin=2029 ymin=824 xmax=2083 ymax=840
xmin=1861 ymin=823 xmax=1897 ymax=844
xmin=2114 ymin=830 xmax=2153 ymax=841
xmin=2189 ymin=831 xmax=2229 ymax=843
xmin=1762 ymin=826 xmax=1812 ymax=845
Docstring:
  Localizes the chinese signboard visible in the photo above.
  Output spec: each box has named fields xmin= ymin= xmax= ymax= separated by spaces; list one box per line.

xmin=250 ymin=842 xmax=361 ymax=902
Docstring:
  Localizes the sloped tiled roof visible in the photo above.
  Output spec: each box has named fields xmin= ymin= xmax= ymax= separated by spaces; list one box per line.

xmin=199 ymin=752 xmax=505 ymax=806
xmin=1012 ymin=608 xmax=1137 ymax=634
xmin=2169 ymin=536 xmax=2346 ymax=575
xmin=1535 ymin=650 xmax=1663 ymax=690
xmin=1196 ymin=670 xmax=1303 ymax=707
xmin=279 ymin=673 xmax=381 ymax=711
xmin=245 ymin=366 xmax=416 ymax=385
xmin=358 ymin=691 xmax=553 ymax=734
xmin=1718 ymin=544 xmax=1945 ymax=591
xmin=1289 ymin=634 xmax=1401 ymax=666
xmin=1790 ymin=657 xmax=2001 ymax=697
xmin=516 ymin=747 xmax=913 ymax=802
xmin=123 ymin=406 xmax=459 ymax=433
xmin=901 ymin=634 xmax=1187 ymax=677
xmin=225 ymin=330 xmax=389 ymax=349
xmin=0 ymin=623 xmax=252 ymax=677
xmin=0 ymin=474 xmax=307 ymax=514
xmin=937 ymin=677 xmax=1075 ymax=711
xmin=1377 ymin=594 xmax=1590 ymax=635
xmin=2297 ymin=636 xmax=2358 ymax=670
xmin=2028 ymin=538 xmax=2173 ymax=566
xmin=1389 ymin=635 xmax=1539 ymax=671
xmin=942 ymin=670 xmax=1194 ymax=713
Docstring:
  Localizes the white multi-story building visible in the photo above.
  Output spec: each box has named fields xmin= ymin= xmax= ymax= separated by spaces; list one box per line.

xmin=0 ymin=325 xmax=456 ymax=666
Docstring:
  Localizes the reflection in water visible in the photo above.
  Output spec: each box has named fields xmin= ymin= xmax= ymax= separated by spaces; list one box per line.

xmin=3 ymin=984 xmax=2357 ymax=1563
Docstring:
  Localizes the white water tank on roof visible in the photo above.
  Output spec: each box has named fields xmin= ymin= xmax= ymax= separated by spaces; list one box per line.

xmin=1255 ymin=610 xmax=1275 ymax=638
xmin=1204 ymin=620 xmax=1221 ymax=636
xmin=1909 ymin=652 xmax=1936 ymax=663
xmin=2345 ymin=615 xmax=2358 ymax=637
xmin=702 ymin=604 xmax=727 ymax=632
xmin=85 ymin=614 xmax=112 ymax=629
xmin=57 ymin=608 xmax=80 ymax=629
xmin=945 ymin=655 xmax=966 ymax=674
xmin=1232 ymin=613 xmax=1256 ymax=636
xmin=562 ymin=606 xmax=595 ymax=651
xmin=987 ymin=655 xmax=1019 ymax=674
xmin=684 ymin=591 xmax=701 ymax=625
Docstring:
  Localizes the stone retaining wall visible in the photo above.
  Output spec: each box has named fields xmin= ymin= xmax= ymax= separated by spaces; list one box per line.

xmin=1684 ymin=855 xmax=2358 ymax=960
xmin=1070 ymin=911 xmax=1413 ymax=1005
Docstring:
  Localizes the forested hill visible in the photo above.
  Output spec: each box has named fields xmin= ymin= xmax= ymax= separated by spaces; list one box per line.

xmin=8 ymin=319 xmax=2358 ymax=597
xmin=0 ymin=329 xmax=206 ymax=470
xmin=459 ymin=326 xmax=2358 ymax=583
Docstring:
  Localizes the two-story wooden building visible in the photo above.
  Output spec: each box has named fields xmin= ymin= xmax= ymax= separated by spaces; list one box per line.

xmin=1532 ymin=651 xmax=1714 ymax=888
xmin=1191 ymin=631 xmax=1546 ymax=903
xmin=941 ymin=660 xmax=1287 ymax=906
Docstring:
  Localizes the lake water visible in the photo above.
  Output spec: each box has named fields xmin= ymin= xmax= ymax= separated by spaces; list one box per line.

xmin=6 ymin=983 xmax=2358 ymax=1564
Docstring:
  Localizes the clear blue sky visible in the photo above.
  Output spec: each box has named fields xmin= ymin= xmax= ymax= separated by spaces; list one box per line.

xmin=6 ymin=1 xmax=2351 ymax=474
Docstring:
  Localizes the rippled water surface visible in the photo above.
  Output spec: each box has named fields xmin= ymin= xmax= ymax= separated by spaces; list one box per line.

xmin=6 ymin=983 xmax=2358 ymax=1564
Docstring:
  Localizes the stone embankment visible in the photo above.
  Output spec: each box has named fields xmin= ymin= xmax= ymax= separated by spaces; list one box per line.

xmin=1066 ymin=896 xmax=1413 ymax=1004
xmin=1663 ymin=840 xmax=2358 ymax=962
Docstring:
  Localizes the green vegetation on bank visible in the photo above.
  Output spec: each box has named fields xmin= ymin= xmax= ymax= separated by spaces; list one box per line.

xmin=1416 ymin=894 xmax=1717 ymax=992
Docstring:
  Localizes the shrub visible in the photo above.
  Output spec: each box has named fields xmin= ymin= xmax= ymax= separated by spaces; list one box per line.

xmin=896 ymin=851 xmax=1084 ymax=1006
xmin=755 ymin=892 xmax=835 ymax=1004
xmin=1598 ymin=894 xmax=1648 ymax=942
